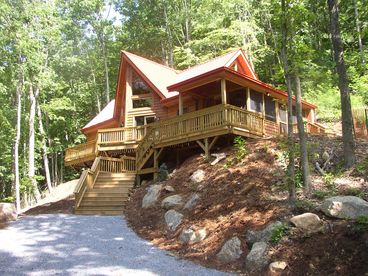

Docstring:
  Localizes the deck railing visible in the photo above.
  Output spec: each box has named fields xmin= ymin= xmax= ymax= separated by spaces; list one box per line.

xmin=65 ymin=139 xmax=97 ymax=165
xmin=97 ymin=125 xmax=147 ymax=146
xmin=99 ymin=156 xmax=136 ymax=173
xmin=136 ymin=104 xmax=264 ymax=167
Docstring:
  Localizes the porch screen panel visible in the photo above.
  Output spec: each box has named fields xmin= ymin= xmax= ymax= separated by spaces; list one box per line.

xmin=250 ymin=90 xmax=263 ymax=113
xmin=228 ymin=89 xmax=247 ymax=109
xmin=265 ymin=95 xmax=276 ymax=122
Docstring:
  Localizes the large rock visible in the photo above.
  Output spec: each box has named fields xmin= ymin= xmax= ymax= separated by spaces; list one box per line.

xmin=245 ymin=221 xmax=282 ymax=245
xmin=164 ymin=185 xmax=175 ymax=193
xmin=217 ymin=237 xmax=243 ymax=263
xmin=320 ymin=196 xmax=368 ymax=219
xmin=142 ymin=184 xmax=162 ymax=208
xmin=161 ymin=195 xmax=183 ymax=209
xmin=179 ymin=227 xmax=207 ymax=244
xmin=0 ymin=203 xmax=17 ymax=222
xmin=290 ymin=213 xmax=324 ymax=233
xmin=190 ymin=169 xmax=205 ymax=183
xmin=267 ymin=261 xmax=288 ymax=276
xmin=245 ymin=242 xmax=270 ymax=274
xmin=184 ymin=193 xmax=200 ymax=210
xmin=164 ymin=210 xmax=183 ymax=231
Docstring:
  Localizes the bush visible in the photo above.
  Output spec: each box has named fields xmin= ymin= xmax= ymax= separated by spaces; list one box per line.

xmin=270 ymin=223 xmax=290 ymax=244
xmin=233 ymin=136 xmax=248 ymax=161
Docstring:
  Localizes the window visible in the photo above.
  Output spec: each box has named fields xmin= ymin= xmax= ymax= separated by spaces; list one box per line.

xmin=132 ymin=98 xmax=152 ymax=108
xmin=250 ymin=90 xmax=263 ymax=113
xmin=279 ymin=104 xmax=287 ymax=122
xmin=265 ymin=95 xmax=276 ymax=122
xmin=135 ymin=115 xmax=156 ymax=126
xmin=132 ymin=70 xmax=152 ymax=95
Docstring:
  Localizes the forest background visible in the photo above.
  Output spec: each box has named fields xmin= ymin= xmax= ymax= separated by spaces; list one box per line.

xmin=0 ymin=0 xmax=366 ymax=203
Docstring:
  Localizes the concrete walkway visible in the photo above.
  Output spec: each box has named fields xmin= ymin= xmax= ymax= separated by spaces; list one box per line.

xmin=0 ymin=214 xmax=227 ymax=276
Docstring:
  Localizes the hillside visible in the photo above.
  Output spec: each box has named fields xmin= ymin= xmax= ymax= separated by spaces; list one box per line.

xmin=125 ymin=136 xmax=368 ymax=275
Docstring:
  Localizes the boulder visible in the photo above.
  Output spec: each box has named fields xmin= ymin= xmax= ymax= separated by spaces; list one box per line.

xmin=164 ymin=185 xmax=175 ymax=193
xmin=320 ymin=196 xmax=368 ymax=219
xmin=190 ymin=169 xmax=205 ymax=183
xmin=142 ymin=184 xmax=162 ymax=208
xmin=184 ymin=193 xmax=200 ymax=210
xmin=164 ymin=210 xmax=183 ymax=231
xmin=161 ymin=195 xmax=183 ymax=209
xmin=179 ymin=227 xmax=207 ymax=244
xmin=267 ymin=261 xmax=288 ymax=276
xmin=245 ymin=242 xmax=270 ymax=274
xmin=217 ymin=237 xmax=243 ymax=263
xmin=290 ymin=213 xmax=324 ymax=233
xmin=245 ymin=221 xmax=283 ymax=245
xmin=0 ymin=203 xmax=17 ymax=222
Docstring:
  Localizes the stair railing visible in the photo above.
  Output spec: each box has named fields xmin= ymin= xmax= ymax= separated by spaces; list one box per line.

xmin=74 ymin=157 xmax=101 ymax=209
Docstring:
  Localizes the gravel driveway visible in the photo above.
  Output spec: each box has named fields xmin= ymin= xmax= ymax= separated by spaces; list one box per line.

xmin=0 ymin=214 xmax=228 ymax=276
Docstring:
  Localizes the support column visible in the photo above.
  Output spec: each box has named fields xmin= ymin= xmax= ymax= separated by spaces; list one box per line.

xmin=204 ymin=138 xmax=209 ymax=159
xmin=221 ymin=79 xmax=227 ymax=104
xmin=246 ymin=87 xmax=251 ymax=110
xmin=153 ymin=149 xmax=158 ymax=181
xmin=179 ymin=93 xmax=183 ymax=115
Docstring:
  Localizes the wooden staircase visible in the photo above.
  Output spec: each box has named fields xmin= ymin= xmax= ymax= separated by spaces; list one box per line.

xmin=74 ymin=157 xmax=136 ymax=215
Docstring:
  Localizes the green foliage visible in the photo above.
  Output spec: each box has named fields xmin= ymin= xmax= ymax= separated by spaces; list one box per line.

xmin=322 ymin=173 xmax=336 ymax=187
xmin=354 ymin=215 xmax=368 ymax=232
xmin=313 ymin=190 xmax=336 ymax=200
xmin=1 ymin=196 xmax=15 ymax=203
xmin=295 ymin=199 xmax=317 ymax=212
xmin=356 ymin=158 xmax=368 ymax=174
xmin=270 ymin=223 xmax=290 ymax=244
xmin=233 ymin=136 xmax=248 ymax=161
xmin=342 ymin=188 xmax=368 ymax=199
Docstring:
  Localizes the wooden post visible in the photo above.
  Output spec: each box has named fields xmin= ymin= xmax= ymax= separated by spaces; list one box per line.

xmin=246 ymin=87 xmax=251 ymax=110
xmin=153 ymin=149 xmax=158 ymax=181
xmin=179 ymin=93 xmax=184 ymax=115
xmin=310 ymin=109 xmax=315 ymax=123
xmin=262 ymin=93 xmax=266 ymax=116
xmin=221 ymin=79 xmax=227 ymax=104
xmin=204 ymin=138 xmax=209 ymax=159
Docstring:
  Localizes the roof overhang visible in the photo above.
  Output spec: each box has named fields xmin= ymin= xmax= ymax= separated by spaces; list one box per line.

xmin=166 ymin=67 xmax=316 ymax=109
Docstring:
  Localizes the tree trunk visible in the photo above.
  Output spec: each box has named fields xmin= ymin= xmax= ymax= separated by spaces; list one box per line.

xmin=328 ymin=0 xmax=356 ymax=168
xmin=14 ymin=69 xmax=23 ymax=213
xmin=353 ymin=0 xmax=366 ymax=65
xmin=37 ymin=102 xmax=52 ymax=192
xmin=295 ymin=74 xmax=312 ymax=195
xmin=28 ymin=85 xmax=41 ymax=201
xmin=281 ymin=0 xmax=296 ymax=203
xmin=101 ymin=35 xmax=110 ymax=105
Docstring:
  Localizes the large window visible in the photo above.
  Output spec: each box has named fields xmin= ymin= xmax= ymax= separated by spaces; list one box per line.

xmin=132 ymin=70 xmax=152 ymax=95
xmin=135 ymin=115 xmax=156 ymax=126
xmin=250 ymin=90 xmax=263 ymax=113
xmin=132 ymin=98 xmax=152 ymax=108
xmin=265 ymin=95 xmax=276 ymax=122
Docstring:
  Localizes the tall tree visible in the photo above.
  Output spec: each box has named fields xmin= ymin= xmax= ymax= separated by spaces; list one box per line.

xmin=328 ymin=0 xmax=356 ymax=168
xmin=295 ymin=74 xmax=312 ymax=194
xmin=280 ymin=0 xmax=296 ymax=202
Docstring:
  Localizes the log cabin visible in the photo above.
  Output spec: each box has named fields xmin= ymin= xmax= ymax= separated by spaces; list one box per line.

xmin=66 ymin=49 xmax=325 ymax=215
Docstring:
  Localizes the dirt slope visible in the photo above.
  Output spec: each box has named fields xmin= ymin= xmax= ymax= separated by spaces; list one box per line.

xmin=125 ymin=137 xmax=368 ymax=275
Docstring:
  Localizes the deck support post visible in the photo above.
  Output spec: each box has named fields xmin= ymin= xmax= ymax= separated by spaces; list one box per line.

xmin=221 ymin=79 xmax=227 ymax=104
xmin=136 ymin=174 xmax=141 ymax=186
xmin=153 ymin=149 xmax=159 ymax=181
xmin=196 ymin=136 xmax=218 ymax=160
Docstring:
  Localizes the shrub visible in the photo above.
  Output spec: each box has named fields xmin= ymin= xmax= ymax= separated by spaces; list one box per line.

xmin=270 ymin=223 xmax=290 ymax=244
xmin=233 ymin=136 xmax=248 ymax=161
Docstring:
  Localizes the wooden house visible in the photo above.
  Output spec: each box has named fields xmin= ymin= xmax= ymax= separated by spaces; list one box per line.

xmin=65 ymin=49 xmax=325 ymax=215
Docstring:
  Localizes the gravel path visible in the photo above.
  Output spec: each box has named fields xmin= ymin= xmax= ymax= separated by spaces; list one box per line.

xmin=0 ymin=214 xmax=228 ymax=276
